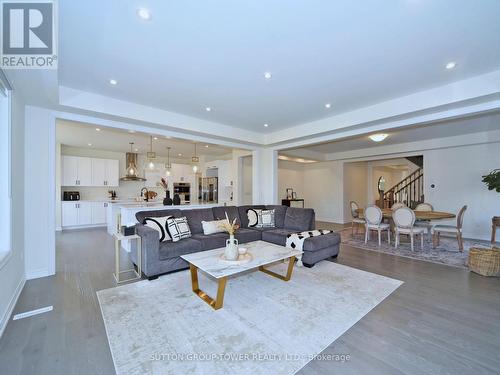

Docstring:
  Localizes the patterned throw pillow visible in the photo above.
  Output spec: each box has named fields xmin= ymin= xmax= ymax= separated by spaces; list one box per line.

xmin=144 ymin=216 xmax=171 ymax=242
xmin=247 ymin=209 xmax=275 ymax=228
xmin=166 ymin=217 xmax=192 ymax=242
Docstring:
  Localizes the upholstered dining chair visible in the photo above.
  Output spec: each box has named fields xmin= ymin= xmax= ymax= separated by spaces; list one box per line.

xmin=431 ymin=205 xmax=468 ymax=251
xmin=364 ymin=205 xmax=391 ymax=246
xmin=415 ymin=203 xmax=434 ymax=211
xmin=414 ymin=202 xmax=434 ymax=239
xmin=350 ymin=201 xmax=365 ymax=236
xmin=391 ymin=202 xmax=406 ymax=210
xmin=393 ymin=207 xmax=426 ymax=251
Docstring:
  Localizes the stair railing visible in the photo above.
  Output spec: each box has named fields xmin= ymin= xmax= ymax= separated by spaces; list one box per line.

xmin=382 ymin=168 xmax=424 ymax=209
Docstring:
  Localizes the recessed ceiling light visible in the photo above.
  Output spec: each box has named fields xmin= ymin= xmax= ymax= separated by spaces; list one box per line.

xmin=264 ymin=72 xmax=272 ymax=79
xmin=178 ymin=153 xmax=182 ymax=156
xmin=205 ymin=107 xmax=211 ymax=112
xmin=205 ymin=145 xmax=209 ymax=148
xmin=134 ymin=148 xmax=139 ymax=152
xmin=445 ymin=62 xmax=456 ymax=70
xmin=153 ymin=136 xmax=158 ymax=140
xmin=325 ymin=103 xmax=331 ymax=109
xmin=109 ymin=79 xmax=118 ymax=85
xmin=88 ymin=143 xmax=92 ymax=146
xmin=264 ymin=123 xmax=269 ymax=127
xmin=95 ymin=128 xmax=101 ymax=131
xmin=369 ymin=133 xmax=388 ymax=142
xmin=137 ymin=8 xmax=151 ymax=20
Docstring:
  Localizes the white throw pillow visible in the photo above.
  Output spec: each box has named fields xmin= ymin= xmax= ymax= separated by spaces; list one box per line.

xmin=166 ymin=217 xmax=192 ymax=242
xmin=257 ymin=209 xmax=275 ymax=228
xmin=201 ymin=220 xmax=227 ymax=235
xmin=144 ymin=216 xmax=171 ymax=242
xmin=247 ymin=209 xmax=260 ymax=227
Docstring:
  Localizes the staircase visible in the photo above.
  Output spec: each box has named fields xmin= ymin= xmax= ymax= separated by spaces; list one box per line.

xmin=382 ymin=168 xmax=424 ymax=209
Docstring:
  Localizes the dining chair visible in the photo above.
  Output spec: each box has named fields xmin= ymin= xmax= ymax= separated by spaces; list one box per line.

xmin=350 ymin=201 xmax=366 ymax=236
xmin=431 ymin=205 xmax=467 ymax=251
xmin=414 ymin=202 xmax=434 ymax=239
xmin=393 ymin=207 xmax=426 ymax=251
xmin=391 ymin=202 xmax=406 ymax=210
xmin=364 ymin=205 xmax=391 ymax=246
xmin=415 ymin=203 xmax=434 ymax=211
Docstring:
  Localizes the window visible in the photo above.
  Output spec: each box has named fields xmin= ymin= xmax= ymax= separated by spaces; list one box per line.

xmin=0 ymin=73 xmax=11 ymax=266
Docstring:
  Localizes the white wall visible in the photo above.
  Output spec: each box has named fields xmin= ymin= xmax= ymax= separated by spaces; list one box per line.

xmin=278 ymin=160 xmax=304 ymax=200
xmin=0 ymin=89 xmax=26 ymax=335
xmin=241 ymin=156 xmax=253 ymax=205
xmin=343 ymin=162 xmax=368 ymax=222
xmin=302 ymin=161 xmax=344 ymax=222
xmin=425 ymin=143 xmax=500 ymax=240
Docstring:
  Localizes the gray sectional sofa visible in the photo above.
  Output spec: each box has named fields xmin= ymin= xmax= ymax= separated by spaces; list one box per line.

xmin=130 ymin=205 xmax=340 ymax=279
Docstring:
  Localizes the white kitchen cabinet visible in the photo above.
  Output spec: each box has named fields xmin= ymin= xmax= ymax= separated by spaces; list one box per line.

xmin=62 ymin=156 xmax=92 ymax=186
xmin=62 ymin=156 xmax=118 ymax=187
xmin=62 ymin=202 xmax=79 ymax=226
xmin=91 ymin=201 xmax=108 ymax=224
xmin=91 ymin=158 xmax=119 ymax=187
xmin=62 ymin=201 xmax=107 ymax=227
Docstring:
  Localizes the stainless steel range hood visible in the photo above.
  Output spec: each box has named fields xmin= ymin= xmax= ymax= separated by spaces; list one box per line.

xmin=120 ymin=152 xmax=146 ymax=181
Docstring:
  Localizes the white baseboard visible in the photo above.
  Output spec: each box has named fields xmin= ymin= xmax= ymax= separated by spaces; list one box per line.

xmin=0 ymin=276 xmax=25 ymax=338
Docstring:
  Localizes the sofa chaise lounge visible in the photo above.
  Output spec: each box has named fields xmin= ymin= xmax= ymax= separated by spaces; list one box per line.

xmin=130 ymin=205 xmax=340 ymax=279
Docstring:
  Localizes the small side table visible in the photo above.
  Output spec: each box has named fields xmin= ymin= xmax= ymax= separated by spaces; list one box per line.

xmin=492 ymin=216 xmax=500 ymax=244
xmin=113 ymin=233 xmax=142 ymax=284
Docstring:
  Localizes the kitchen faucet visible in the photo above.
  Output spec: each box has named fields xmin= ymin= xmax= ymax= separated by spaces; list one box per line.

xmin=140 ymin=187 xmax=149 ymax=202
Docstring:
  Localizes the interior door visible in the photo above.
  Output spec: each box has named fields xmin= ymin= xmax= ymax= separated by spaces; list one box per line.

xmin=91 ymin=158 xmax=106 ymax=186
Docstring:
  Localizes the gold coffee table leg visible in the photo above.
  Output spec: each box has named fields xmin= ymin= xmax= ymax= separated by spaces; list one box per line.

xmin=259 ymin=256 xmax=297 ymax=281
xmin=189 ymin=264 xmax=227 ymax=310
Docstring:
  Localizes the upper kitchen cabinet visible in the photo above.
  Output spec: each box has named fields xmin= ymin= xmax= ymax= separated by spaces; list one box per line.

xmin=62 ymin=155 xmax=92 ymax=186
xmin=91 ymin=158 xmax=119 ymax=187
xmin=62 ymin=156 xmax=119 ymax=187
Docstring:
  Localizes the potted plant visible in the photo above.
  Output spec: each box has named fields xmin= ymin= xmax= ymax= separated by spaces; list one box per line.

xmin=220 ymin=212 xmax=240 ymax=260
xmin=482 ymin=169 xmax=500 ymax=192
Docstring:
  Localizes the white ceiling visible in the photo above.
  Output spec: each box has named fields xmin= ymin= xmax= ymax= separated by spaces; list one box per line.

xmin=59 ymin=1 xmax=500 ymax=133
xmin=56 ymin=120 xmax=237 ymax=160
xmin=284 ymin=111 xmax=500 ymax=155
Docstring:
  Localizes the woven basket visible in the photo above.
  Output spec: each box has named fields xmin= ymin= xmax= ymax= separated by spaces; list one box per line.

xmin=468 ymin=247 xmax=500 ymax=277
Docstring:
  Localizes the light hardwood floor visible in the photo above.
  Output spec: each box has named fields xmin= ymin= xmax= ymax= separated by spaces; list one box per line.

xmin=0 ymin=227 xmax=499 ymax=374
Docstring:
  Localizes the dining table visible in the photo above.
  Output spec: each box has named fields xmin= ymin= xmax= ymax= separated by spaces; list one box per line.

xmin=356 ymin=208 xmax=456 ymax=221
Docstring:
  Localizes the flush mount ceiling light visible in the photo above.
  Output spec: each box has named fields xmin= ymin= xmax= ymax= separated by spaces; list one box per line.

xmin=264 ymin=72 xmax=272 ymax=79
xmin=146 ymin=135 xmax=156 ymax=170
xmin=369 ymin=133 xmax=388 ymax=142
xmin=191 ymin=143 xmax=200 ymax=173
xmin=109 ymin=79 xmax=118 ymax=85
xmin=205 ymin=107 xmax=211 ymax=112
xmin=325 ymin=103 xmax=331 ymax=108
xmin=137 ymin=8 xmax=151 ymax=20
xmin=165 ymin=147 xmax=172 ymax=176
xmin=445 ymin=61 xmax=456 ymax=70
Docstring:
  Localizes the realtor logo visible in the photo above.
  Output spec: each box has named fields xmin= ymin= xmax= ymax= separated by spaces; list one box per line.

xmin=1 ymin=0 xmax=57 ymax=69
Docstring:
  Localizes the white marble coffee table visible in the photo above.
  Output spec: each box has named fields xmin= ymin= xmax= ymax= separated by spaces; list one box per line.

xmin=181 ymin=240 xmax=303 ymax=310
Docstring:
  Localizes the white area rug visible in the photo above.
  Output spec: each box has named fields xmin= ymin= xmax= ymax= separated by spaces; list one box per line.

xmin=97 ymin=261 xmax=402 ymax=375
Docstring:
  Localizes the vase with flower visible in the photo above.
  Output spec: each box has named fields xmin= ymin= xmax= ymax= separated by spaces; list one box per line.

xmin=220 ymin=212 xmax=240 ymax=260
xmin=160 ymin=178 xmax=173 ymax=205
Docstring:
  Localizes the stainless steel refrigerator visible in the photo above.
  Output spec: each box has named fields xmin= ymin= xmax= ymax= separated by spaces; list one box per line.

xmin=199 ymin=177 xmax=218 ymax=203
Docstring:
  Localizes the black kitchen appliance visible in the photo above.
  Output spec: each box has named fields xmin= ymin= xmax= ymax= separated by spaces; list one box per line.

xmin=63 ymin=191 xmax=80 ymax=201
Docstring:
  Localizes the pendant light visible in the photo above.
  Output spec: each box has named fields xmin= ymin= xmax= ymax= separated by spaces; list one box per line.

xmin=127 ymin=142 xmax=138 ymax=176
xmin=165 ymin=146 xmax=172 ymax=176
xmin=147 ymin=135 xmax=156 ymax=170
xmin=191 ymin=143 xmax=199 ymax=173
